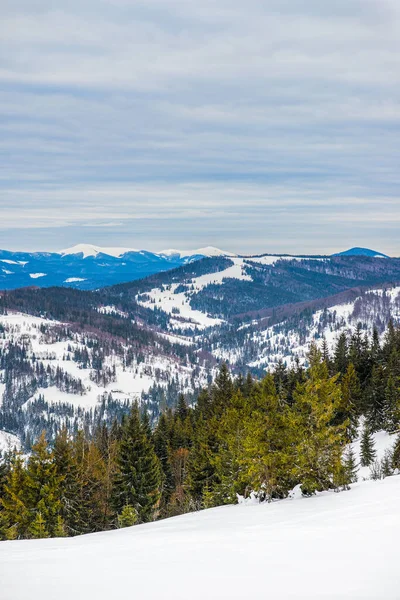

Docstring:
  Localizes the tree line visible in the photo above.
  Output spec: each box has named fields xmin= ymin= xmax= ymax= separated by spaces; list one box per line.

xmin=1 ymin=321 xmax=400 ymax=540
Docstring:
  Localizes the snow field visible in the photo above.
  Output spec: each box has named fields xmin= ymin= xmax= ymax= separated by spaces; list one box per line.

xmin=1 ymin=474 xmax=399 ymax=599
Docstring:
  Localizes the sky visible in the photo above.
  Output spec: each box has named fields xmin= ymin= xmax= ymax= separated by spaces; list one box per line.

xmin=1 ymin=0 xmax=400 ymax=255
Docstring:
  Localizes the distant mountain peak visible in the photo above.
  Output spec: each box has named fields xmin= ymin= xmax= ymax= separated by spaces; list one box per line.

xmin=59 ymin=244 xmax=140 ymax=259
xmin=159 ymin=246 xmax=236 ymax=258
xmin=333 ymin=247 xmax=389 ymax=258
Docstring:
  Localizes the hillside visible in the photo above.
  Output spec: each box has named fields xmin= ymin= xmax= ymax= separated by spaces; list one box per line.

xmin=1 ymin=472 xmax=399 ymax=599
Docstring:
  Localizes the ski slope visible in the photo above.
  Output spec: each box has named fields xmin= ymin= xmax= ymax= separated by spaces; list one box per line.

xmin=1 ymin=476 xmax=399 ymax=600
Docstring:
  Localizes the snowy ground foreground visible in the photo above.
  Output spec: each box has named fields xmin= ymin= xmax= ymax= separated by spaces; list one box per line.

xmin=1 ymin=476 xmax=399 ymax=600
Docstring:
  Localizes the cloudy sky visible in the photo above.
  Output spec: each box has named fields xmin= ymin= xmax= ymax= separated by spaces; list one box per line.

xmin=1 ymin=0 xmax=399 ymax=254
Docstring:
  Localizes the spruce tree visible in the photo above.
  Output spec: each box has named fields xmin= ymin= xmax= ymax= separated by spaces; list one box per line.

xmin=391 ymin=434 xmax=400 ymax=471
xmin=0 ymin=453 xmax=29 ymax=540
xmin=24 ymin=432 xmax=63 ymax=537
xmin=334 ymin=333 xmax=348 ymax=377
xmin=360 ymin=425 xmax=376 ymax=467
xmin=383 ymin=374 xmax=400 ymax=433
xmin=153 ymin=412 xmax=174 ymax=512
xmin=343 ymin=446 xmax=358 ymax=484
xmin=340 ymin=363 xmax=361 ymax=439
xmin=113 ymin=404 xmax=161 ymax=523
xmin=293 ymin=359 xmax=347 ymax=496
xmin=29 ymin=512 xmax=49 ymax=539
xmin=117 ymin=504 xmax=138 ymax=528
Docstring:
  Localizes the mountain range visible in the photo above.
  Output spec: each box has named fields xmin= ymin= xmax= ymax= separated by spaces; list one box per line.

xmin=1 ymin=245 xmax=400 ymax=448
xmin=0 ymin=244 xmax=391 ymax=291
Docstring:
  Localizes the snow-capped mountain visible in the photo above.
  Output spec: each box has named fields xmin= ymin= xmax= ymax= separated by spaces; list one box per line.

xmin=0 ymin=245 xmax=393 ymax=291
xmin=0 ymin=245 xmax=234 ymax=290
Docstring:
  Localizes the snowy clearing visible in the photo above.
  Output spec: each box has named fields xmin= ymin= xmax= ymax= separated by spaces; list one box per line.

xmin=1 ymin=476 xmax=399 ymax=599
xmin=0 ymin=430 xmax=21 ymax=453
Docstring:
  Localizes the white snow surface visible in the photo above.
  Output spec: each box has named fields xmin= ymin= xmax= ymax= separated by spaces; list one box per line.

xmin=59 ymin=244 xmax=235 ymax=259
xmin=0 ymin=312 xmax=206 ymax=410
xmin=0 ymin=430 xmax=21 ymax=453
xmin=64 ymin=277 xmax=86 ymax=283
xmin=137 ymin=258 xmax=252 ymax=330
xmin=220 ymin=285 xmax=400 ymax=371
xmin=59 ymin=244 xmax=140 ymax=258
xmin=160 ymin=246 xmax=236 ymax=258
xmin=1 ymin=475 xmax=400 ymax=599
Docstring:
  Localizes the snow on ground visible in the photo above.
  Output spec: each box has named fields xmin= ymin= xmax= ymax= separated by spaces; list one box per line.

xmin=137 ymin=258 xmax=252 ymax=330
xmin=98 ymin=305 xmax=128 ymax=318
xmin=64 ymin=277 xmax=86 ymax=283
xmin=1 ymin=475 xmax=399 ymax=599
xmin=351 ymin=428 xmax=397 ymax=481
xmin=160 ymin=246 xmax=235 ymax=258
xmin=0 ymin=312 xmax=205 ymax=410
xmin=238 ymin=286 xmax=400 ymax=371
xmin=246 ymin=254 xmax=326 ymax=265
xmin=0 ymin=430 xmax=21 ymax=453
xmin=59 ymin=244 xmax=140 ymax=258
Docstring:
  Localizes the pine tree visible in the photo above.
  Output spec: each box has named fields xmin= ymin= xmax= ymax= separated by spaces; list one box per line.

xmin=117 ymin=504 xmax=138 ymax=528
xmin=53 ymin=429 xmax=80 ymax=535
xmin=360 ymin=425 xmax=376 ymax=467
xmin=383 ymin=374 xmax=400 ymax=433
xmin=366 ymin=365 xmax=386 ymax=432
xmin=340 ymin=363 xmax=361 ymax=439
xmin=391 ymin=434 xmax=400 ymax=470
xmin=153 ymin=412 xmax=174 ymax=512
xmin=0 ymin=452 xmax=29 ymax=540
xmin=292 ymin=359 xmax=347 ymax=496
xmin=113 ymin=404 xmax=161 ymax=523
xmin=334 ymin=333 xmax=348 ymax=377
xmin=176 ymin=394 xmax=188 ymax=421
xmin=24 ymin=432 xmax=63 ymax=538
xmin=343 ymin=446 xmax=358 ymax=484
xmin=29 ymin=512 xmax=49 ymax=539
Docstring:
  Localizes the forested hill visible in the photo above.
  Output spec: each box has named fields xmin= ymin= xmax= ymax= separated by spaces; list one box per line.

xmin=108 ymin=254 xmax=400 ymax=322
xmin=1 ymin=254 xmax=400 ymax=452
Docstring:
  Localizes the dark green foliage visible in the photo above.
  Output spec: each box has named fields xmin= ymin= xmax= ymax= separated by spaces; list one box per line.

xmin=360 ymin=425 xmax=377 ymax=467
xmin=343 ymin=446 xmax=359 ymax=484
xmin=2 ymin=321 xmax=400 ymax=541
xmin=113 ymin=404 xmax=161 ymax=523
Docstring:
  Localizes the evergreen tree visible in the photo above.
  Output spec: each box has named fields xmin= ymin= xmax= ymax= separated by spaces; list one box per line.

xmin=0 ymin=453 xmax=29 ymax=540
xmin=343 ymin=446 xmax=358 ymax=484
xmin=292 ymin=359 xmax=347 ymax=496
xmin=391 ymin=434 xmax=400 ymax=470
xmin=29 ymin=512 xmax=49 ymax=539
xmin=340 ymin=363 xmax=361 ymax=439
xmin=24 ymin=432 xmax=63 ymax=537
xmin=360 ymin=425 xmax=376 ymax=467
xmin=153 ymin=412 xmax=174 ymax=512
xmin=113 ymin=404 xmax=161 ymax=523
xmin=334 ymin=333 xmax=348 ymax=377
xmin=383 ymin=374 xmax=400 ymax=433
xmin=117 ymin=504 xmax=138 ymax=528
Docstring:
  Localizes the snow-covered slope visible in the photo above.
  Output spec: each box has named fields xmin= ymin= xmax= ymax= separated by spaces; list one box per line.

xmin=59 ymin=244 xmax=140 ymax=258
xmin=0 ymin=311 xmax=211 ymax=447
xmin=0 ymin=430 xmax=21 ymax=453
xmin=137 ymin=257 xmax=252 ymax=330
xmin=160 ymin=246 xmax=236 ymax=258
xmin=214 ymin=286 xmax=400 ymax=370
xmin=1 ymin=474 xmax=399 ymax=599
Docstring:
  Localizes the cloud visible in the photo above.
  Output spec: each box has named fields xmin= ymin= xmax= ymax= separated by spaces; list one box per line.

xmin=0 ymin=0 xmax=399 ymax=253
